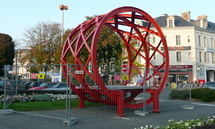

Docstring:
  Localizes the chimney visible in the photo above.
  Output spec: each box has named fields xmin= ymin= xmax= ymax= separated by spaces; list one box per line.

xmin=197 ymin=15 xmax=207 ymax=20
xmin=197 ymin=15 xmax=208 ymax=29
xmin=181 ymin=11 xmax=191 ymax=21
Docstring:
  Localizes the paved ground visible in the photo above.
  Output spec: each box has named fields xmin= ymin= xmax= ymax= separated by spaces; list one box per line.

xmin=0 ymin=88 xmax=215 ymax=129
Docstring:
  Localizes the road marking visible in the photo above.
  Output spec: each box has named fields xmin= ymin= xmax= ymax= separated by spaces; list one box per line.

xmin=192 ymin=103 xmax=215 ymax=106
xmin=115 ymin=116 xmax=130 ymax=120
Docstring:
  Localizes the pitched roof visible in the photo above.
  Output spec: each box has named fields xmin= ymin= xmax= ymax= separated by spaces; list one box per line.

xmin=153 ymin=14 xmax=215 ymax=32
xmin=154 ymin=15 xmax=195 ymax=27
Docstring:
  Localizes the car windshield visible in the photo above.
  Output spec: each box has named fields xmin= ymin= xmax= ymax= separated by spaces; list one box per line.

xmin=22 ymin=82 xmax=30 ymax=85
xmin=39 ymin=83 xmax=47 ymax=87
xmin=26 ymin=82 xmax=32 ymax=85
xmin=53 ymin=83 xmax=66 ymax=88
xmin=19 ymin=82 xmax=25 ymax=85
xmin=206 ymin=83 xmax=214 ymax=87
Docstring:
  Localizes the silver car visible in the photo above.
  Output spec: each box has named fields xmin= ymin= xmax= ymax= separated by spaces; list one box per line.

xmin=42 ymin=82 xmax=70 ymax=90
xmin=201 ymin=82 xmax=215 ymax=89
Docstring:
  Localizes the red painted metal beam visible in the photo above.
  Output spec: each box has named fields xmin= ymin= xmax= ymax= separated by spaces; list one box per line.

xmin=61 ymin=6 xmax=169 ymax=116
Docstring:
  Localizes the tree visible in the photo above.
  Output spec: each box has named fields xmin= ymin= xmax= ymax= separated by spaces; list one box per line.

xmin=84 ymin=16 xmax=123 ymax=67
xmin=22 ymin=21 xmax=62 ymax=66
xmin=0 ymin=33 xmax=15 ymax=76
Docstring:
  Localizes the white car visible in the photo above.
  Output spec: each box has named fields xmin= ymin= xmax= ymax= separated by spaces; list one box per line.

xmin=127 ymin=81 xmax=137 ymax=86
xmin=42 ymin=82 xmax=70 ymax=90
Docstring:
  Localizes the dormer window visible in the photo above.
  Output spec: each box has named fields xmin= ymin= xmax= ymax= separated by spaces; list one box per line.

xmin=169 ymin=20 xmax=173 ymax=27
xmin=166 ymin=16 xmax=175 ymax=27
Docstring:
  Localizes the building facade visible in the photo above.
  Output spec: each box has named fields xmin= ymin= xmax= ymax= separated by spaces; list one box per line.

xmin=148 ymin=12 xmax=215 ymax=84
xmin=13 ymin=47 xmax=31 ymax=80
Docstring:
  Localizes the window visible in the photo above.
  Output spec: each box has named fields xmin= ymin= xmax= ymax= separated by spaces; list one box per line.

xmin=138 ymin=55 xmax=141 ymax=63
xmin=199 ymin=52 xmax=202 ymax=62
xmin=207 ymin=37 xmax=210 ymax=47
xmin=204 ymin=52 xmax=209 ymax=63
xmin=163 ymin=52 xmax=166 ymax=62
xmin=204 ymin=53 xmax=207 ymax=62
xmin=154 ymin=54 xmax=156 ymax=60
xmin=198 ymin=36 xmax=201 ymax=46
xmin=214 ymin=39 xmax=215 ymax=49
xmin=207 ymin=53 xmax=210 ymax=63
xmin=137 ymin=41 xmax=141 ymax=47
xmin=176 ymin=52 xmax=181 ymax=62
xmin=188 ymin=36 xmax=190 ymax=42
xmin=166 ymin=16 xmax=175 ymax=27
xmin=212 ymin=54 xmax=215 ymax=63
xmin=169 ymin=20 xmax=173 ymax=27
xmin=204 ymin=37 xmax=207 ymax=47
xmin=188 ymin=52 xmax=191 ymax=60
xmin=176 ymin=35 xmax=180 ymax=45
xmin=152 ymin=37 xmax=155 ymax=43
xmin=211 ymin=38 xmax=214 ymax=48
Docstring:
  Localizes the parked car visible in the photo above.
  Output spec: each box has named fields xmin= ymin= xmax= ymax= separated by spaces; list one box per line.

xmin=18 ymin=82 xmax=32 ymax=90
xmin=0 ymin=80 xmax=24 ymax=89
xmin=8 ymin=80 xmax=25 ymax=90
xmin=42 ymin=82 xmax=69 ymax=90
xmin=18 ymin=81 xmax=26 ymax=88
xmin=29 ymin=82 xmax=58 ymax=90
xmin=0 ymin=80 xmax=4 ymax=88
xmin=201 ymin=82 xmax=215 ymax=89
xmin=29 ymin=81 xmax=43 ymax=88
xmin=0 ymin=80 xmax=10 ymax=89
xmin=127 ymin=81 xmax=137 ymax=86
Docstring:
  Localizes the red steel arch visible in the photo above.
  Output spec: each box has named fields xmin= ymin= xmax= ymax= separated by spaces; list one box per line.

xmin=61 ymin=6 xmax=169 ymax=115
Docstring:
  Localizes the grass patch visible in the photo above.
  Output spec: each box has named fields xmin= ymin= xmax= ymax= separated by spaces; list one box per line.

xmin=0 ymin=100 xmax=105 ymax=111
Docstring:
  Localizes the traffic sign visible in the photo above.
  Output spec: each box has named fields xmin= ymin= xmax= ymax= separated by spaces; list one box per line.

xmin=38 ymin=73 xmax=45 ymax=79
xmin=122 ymin=64 xmax=127 ymax=72
xmin=122 ymin=75 xmax=128 ymax=80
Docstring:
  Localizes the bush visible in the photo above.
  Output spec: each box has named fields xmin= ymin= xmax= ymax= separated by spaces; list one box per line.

xmin=199 ymin=89 xmax=215 ymax=102
xmin=191 ymin=88 xmax=202 ymax=99
xmin=169 ymin=89 xmax=179 ymax=100
xmin=178 ymin=90 xmax=190 ymax=100
xmin=169 ymin=89 xmax=190 ymax=100
xmin=33 ymin=94 xmax=52 ymax=101
xmin=170 ymin=88 xmax=215 ymax=102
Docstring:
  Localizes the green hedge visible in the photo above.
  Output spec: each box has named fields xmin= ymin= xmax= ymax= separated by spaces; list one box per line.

xmin=169 ymin=88 xmax=215 ymax=102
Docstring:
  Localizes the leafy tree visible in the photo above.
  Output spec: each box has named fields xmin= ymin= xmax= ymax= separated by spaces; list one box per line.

xmin=54 ymin=28 xmax=72 ymax=64
xmin=22 ymin=22 xmax=62 ymax=66
xmin=84 ymin=16 xmax=123 ymax=67
xmin=21 ymin=17 xmax=122 ymax=73
xmin=0 ymin=33 xmax=15 ymax=76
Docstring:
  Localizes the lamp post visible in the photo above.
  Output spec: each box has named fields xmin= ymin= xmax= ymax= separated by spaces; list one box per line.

xmin=15 ymin=49 xmax=18 ymax=95
xmin=59 ymin=4 xmax=68 ymax=46
xmin=59 ymin=4 xmax=68 ymax=78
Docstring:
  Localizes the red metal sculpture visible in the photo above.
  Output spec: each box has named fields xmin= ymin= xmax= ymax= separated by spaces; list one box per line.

xmin=61 ymin=6 xmax=169 ymax=116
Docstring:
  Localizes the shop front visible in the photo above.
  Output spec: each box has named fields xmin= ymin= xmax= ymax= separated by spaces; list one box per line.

xmin=154 ymin=65 xmax=193 ymax=86
xmin=168 ymin=65 xmax=193 ymax=84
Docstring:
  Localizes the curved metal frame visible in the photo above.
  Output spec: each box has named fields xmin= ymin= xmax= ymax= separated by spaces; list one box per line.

xmin=61 ymin=6 xmax=169 ymax=113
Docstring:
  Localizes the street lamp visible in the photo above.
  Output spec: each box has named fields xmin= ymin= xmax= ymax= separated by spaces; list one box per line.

xmin=59 ymin=4 xmax=68 ymax=46
xmin=59 ymin=4 xmax=68 ymax=78
xmin=15 ymin=49 xmax=19 ymax=94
